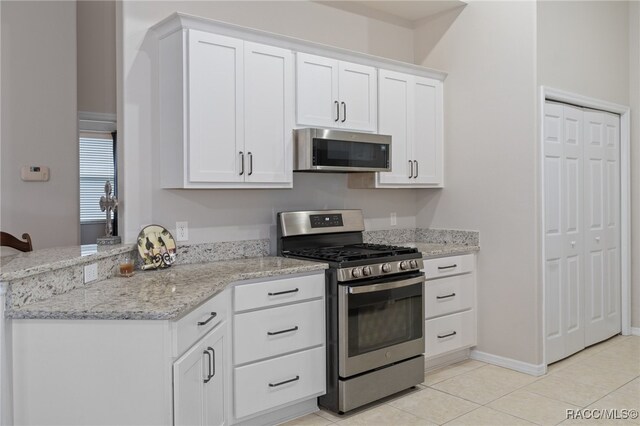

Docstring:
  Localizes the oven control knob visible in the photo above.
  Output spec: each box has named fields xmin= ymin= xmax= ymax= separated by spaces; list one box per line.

xmin=399 ymin=261 xmax=409 ymax=270
xmin=409 ymin=260 xmax=418 ymax=269
xmin=381 ymin=263 xmax=391 ymax=273
xmin=362 ymin=266 xmax=372 ymax=276
xmin=351 ymin=268 xmax=363 ymax=278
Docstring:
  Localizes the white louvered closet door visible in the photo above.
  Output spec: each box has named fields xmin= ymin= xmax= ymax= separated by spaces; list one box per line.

xmin=583 ymin=110 xmax=621 ymax=346
xmin=544 ymin=102 xmax=621 ymax=365
xmin=544 ymin=102 xmax=585 ymax=364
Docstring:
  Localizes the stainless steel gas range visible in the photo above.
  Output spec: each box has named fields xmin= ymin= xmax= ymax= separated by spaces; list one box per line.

xmin=277 ymin=209 xmax=425 ymax=414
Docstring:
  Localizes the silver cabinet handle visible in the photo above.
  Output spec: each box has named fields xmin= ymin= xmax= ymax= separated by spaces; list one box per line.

xmin=268 ymin=288 xmax=299 ymax=296
xmin=414 ymin=160 xmax=418 ymax=178
xmin=197 ymin=312 xmax=217 ymax=326
xmin=208 ymin=347 xmax=215 ymax=378
xmin=437 ymin=331 xmax=457 ymax=339
xmin=436 ymin=293 xmax=456 ymax=300
xmin=334 ymin=101 xmax=339 ymax=122
xmin=341 ymin=101 xmax=346 ymax=123
xmin=409 ymin=160 xmax=414 ymax=178
xmin=269 ymin=375 xmax=300 ymax=387
xmin=239 ymin=151 xmax=244 ymax=176
xmin=267 ymin=326 xmax=299 ymax=336
xmin=248 ymin=152 xmax=253 ymax=176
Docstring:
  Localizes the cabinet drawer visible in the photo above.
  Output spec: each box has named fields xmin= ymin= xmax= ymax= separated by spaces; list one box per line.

xmin=425 ymin=273 xmax=474 ymax=319
xmin=234 ymin=273 xmax=324 ymax=312
xmin=174 ymin=291 xmax=228 ymax=357
xmin=423 ymin=254 xmax=474 ymax=279
xmin=234 ymin=299 xmax=324 ymax=364
xmin=234 ymin=346 xmax=325 ymax=419
xmin=425 ymin=310 xmax=476 ymax=358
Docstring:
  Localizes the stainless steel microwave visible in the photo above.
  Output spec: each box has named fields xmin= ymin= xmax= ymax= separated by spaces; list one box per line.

xmin=294 ymin=128 xmax=391 ymax=172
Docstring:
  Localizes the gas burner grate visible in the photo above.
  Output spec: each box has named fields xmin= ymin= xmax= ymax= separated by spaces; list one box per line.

xmin=284 ymin=243 xmax=419 ymax=262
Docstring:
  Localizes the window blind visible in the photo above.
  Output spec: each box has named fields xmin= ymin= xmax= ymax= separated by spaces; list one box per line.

xmin=79 ymin=135 xmax=115 ymax=223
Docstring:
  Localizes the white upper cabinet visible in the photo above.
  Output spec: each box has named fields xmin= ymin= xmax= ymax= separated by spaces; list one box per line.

xmin=159 ymin=29 xmax=293 ymax=189
xmin=187 ymin=32 xmax=244 ymax=184
xmin=350 ymin=69 xmax=443 ymax=188
xmin=296 ymin=53 xmax=377 ymax=132
xmin=244 ymin=42 xmax=293 ymax=184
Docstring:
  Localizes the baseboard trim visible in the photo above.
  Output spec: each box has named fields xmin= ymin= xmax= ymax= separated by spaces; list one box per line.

xmin=425 ymin=349 xmax=470 ymax=372
xmin=470 ymin=350 xmax=546 ymax=376
xmin=631 ymin=327 xmax=640 ymax=336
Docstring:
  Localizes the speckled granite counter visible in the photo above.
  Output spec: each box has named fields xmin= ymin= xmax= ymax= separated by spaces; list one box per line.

xmin=0 ymin=244 xmax=134 ymax=282
xmin=406 ymin=242 xmax=479 ymax=258
xmin=6 ymin=257 xmax=327 ymax=321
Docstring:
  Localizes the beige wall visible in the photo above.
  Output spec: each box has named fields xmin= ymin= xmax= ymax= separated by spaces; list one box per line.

xmin=119 ymin=1 xmax=417 ymax=244
xmin=414 ymin=2 xmax=541 ymax=364
xmin=537 ymin=1 xmax=638 ymax=328
xmin=77 ymin=0 xmax=116 ymax=115
xmin=630 ymin=3 xmax=640 ymax=329
xmin=0 ymin=1 xmax=78 ymax=250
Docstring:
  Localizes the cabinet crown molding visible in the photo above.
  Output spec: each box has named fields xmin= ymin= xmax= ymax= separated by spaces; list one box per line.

xmin=151 ymin=12 xmax=447 ymax=81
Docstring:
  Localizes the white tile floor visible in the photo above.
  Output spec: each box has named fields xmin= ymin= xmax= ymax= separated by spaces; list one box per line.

xmin=283 ymin=335 xmax=640 ymax=426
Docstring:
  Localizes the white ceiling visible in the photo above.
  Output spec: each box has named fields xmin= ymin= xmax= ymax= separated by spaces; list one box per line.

xmin=316 ymin=1 xmax=466 ymax=28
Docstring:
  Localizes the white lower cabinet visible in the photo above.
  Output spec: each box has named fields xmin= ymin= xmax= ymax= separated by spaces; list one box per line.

xmin=10 ymin=271 xmax=326 ymax=426
xmin=232 ymin=273 xmax=326 ymax=423
xmin=423 ymin=254 xmax=477 ymax=361
xmin=174 ymin=323 xmax=226 ymax=426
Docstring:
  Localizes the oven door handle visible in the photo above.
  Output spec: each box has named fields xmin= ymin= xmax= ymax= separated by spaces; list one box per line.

xmin=347 ymin=276 xmax=425 ymax=294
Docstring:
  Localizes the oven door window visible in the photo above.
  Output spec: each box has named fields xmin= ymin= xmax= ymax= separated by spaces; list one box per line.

xmin=312 ymin=139 xmax=389 ymax=169
xmin=347 ymin=283 xmax=422 ymax=357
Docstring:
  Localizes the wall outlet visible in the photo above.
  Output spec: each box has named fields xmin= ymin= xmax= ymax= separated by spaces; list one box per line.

xmin=176 ymin=221 xmax=189 ymax=241
xmin=84 ymin=263 xmax=98 ymax=283
xmin=390 ymin=212 xmax=397 ymax=226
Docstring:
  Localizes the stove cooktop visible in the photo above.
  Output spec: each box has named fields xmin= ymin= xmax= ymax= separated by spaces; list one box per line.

xmin=283 ymin=243 xmax=419 ymax=263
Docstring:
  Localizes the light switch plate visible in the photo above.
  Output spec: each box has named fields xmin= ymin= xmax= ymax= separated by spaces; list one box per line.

xmin=21 ymin=165 xmax=50 ymax=182
xmin=84 ymin=263 xmax=98 ymax=283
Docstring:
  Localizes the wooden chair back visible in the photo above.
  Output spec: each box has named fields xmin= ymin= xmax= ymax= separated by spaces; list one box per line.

xmin=0 ymin=232 xmax=33 ymax=252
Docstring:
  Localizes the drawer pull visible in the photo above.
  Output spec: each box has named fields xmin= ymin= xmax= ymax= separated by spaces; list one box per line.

xmin=269 ymin=375 xmax=300 ymax=388
xmin=438 ymin=264 xmax=458 ymax=270
xmin=436 ymin=293 xmax=456 ymax=300
xmin=437 ymin=331 xmax=457 ymax=339
xmin=268 ymin=288 xmax=299 ymax=296
xmin=197 ymin=312 xmax=218 ymax=326
xmin=267 ymin=326 xmax=299 ymax=336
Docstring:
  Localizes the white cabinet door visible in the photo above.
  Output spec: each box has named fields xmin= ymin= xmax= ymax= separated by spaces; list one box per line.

xmin=338 ymin=61 xmax=377 ymax=132
xmin=188 ymin=30 xmax=244 ymax=183
xmin=174 ymin=323 xmax=226 ymax=426
xmin=412 ymin=77 xmax=443 ymax=186
xmin=296 ymin=53 xmax=339 ymax=128
xmin=244 ymin=42 xmax=293 ymax=183
xmin=378 ymin=70 xmax=411 ymax=184
xmin=583 ymin=110 xmax=621 ymax=346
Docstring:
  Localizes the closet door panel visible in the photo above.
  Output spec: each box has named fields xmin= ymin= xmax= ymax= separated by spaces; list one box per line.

xmin=584 ymin=111 xmax=621 ymax=346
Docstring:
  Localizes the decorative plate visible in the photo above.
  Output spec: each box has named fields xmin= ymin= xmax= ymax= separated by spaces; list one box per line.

xmin=137 ymin=224 xmax=177 ymax=269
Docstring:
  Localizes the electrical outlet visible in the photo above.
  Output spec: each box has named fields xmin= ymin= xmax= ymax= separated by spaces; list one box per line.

xmin=176 ymin=221 xmax=189 ymax=241
xmin=84 ymin=263 xmax=98 ymax=283
xmin=390 ymin=212 xmax=397 ymax=226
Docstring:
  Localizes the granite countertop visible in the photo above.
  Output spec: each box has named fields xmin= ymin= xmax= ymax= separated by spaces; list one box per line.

xmin=0 ymin=244 xmax=134 ymax=282
xmin=6 ymin=257 xmax=327 ymax=321
xmin=405 ymin=242 xmax=480 ymax=258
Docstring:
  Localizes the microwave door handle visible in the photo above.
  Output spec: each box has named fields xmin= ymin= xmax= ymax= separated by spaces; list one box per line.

xmin=348 ymin=276 xmax=425 ymax=294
